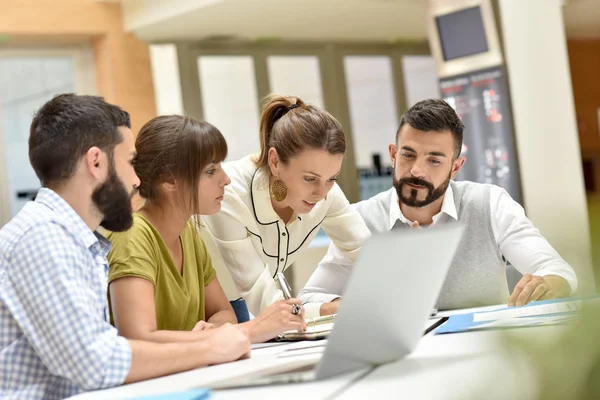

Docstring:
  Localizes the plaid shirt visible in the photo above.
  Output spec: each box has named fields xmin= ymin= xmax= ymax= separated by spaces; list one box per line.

xmin=0 ymin=188 xmax=132 ymax=400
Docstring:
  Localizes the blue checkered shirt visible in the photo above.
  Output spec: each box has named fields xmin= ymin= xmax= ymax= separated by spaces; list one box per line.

xmin=0 ymin=188 xmax=132 ymax=400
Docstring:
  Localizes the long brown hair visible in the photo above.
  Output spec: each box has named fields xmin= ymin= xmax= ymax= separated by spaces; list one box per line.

xmin=255 ymin=94 xmax=346 ymax=169
xmin=134 ymin=115 xmax=227 ymax=215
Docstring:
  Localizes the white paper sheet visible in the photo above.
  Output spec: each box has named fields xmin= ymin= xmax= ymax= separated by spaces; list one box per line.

xmin=473 ymin=301 xmax=582 ymax=322
xmin=473 ymin=314 xmax=577 ymax=329
xmin=251 ymin=339 xmax=328 ymax=357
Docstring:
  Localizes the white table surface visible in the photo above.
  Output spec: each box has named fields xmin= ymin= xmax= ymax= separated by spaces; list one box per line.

xmin=341 ymin=324 xmax=566 ymax=400
xmin=69 ymin=304 xmax=566 ymax=399
xmin=69 ymin=340 xmax=360 ymax=400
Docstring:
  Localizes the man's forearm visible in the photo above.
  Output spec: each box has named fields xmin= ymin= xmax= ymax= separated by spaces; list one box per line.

xmin=125 ymin=339 xmax=214 ymax=383
xmin=128 ymin=328 xmax=218 ymax=344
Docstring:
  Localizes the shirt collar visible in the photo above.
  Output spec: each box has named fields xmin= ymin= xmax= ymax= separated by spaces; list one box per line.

xmin=388 ymin=183 xmax=458 ymax=229
xmin=35 ymin=188 xmax=110 ymax=254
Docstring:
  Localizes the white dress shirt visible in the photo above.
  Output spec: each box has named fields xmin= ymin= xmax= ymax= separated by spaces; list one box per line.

xmin=202 ymin=155 xmax=371 ymax=318
xmin=299 ymin=183 xmax=577 ymax=305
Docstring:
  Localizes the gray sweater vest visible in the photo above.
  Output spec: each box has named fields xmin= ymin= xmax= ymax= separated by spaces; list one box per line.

xmin=355 ymin=181 xmax=507 ymax=310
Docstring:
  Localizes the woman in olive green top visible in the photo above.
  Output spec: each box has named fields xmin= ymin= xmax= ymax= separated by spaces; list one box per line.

xmin=107 ymin=116 xmax=307 ymax=344
xmin=108 ymin=216 xmax=217 ymax=331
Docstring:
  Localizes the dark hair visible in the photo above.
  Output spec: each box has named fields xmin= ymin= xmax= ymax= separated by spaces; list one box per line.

xmin=255 ymin=94 xmax=346 ymax=169
xmin=134 ymin=115 xmax=227 ymax=215
xmin=396 ymin=99 xmax=464 ymax=158
xmin=29 ymin=93 xmax=131 ymax=186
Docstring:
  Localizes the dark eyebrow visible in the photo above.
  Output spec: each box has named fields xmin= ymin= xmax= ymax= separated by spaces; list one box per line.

xmin=401 ymin=146 xmax=447 ymax=158
xmin=427 ymin=151 xmax=447 ymax=158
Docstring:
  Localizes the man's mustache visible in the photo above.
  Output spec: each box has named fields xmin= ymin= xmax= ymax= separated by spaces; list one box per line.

xmin=397 ymin=177 xmax=434 ymax=191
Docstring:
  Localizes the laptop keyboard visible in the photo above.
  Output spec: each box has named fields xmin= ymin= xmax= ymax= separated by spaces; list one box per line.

xmin=211 ymin=364 xmax=317 ymax=390
xmin=265 ymin=364 xmax=316 ymax=384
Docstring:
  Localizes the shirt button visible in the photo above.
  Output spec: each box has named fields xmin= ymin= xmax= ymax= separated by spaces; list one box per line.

xmin=282 ymin=232 xmax=286 ymax=236
xmin=280 ymin=258 xmax=284 ymax=262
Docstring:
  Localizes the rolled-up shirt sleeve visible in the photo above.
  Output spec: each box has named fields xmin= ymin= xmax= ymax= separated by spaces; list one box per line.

xmin=321 ymin=185 xmax=371 ymax=262
xmin=491 ymin=186 xmax=578 ymax=293
xmin=299 ymin=186 xmax=371 ymax=314
xmin=2 ymin=223 xmax=131 ymax=390
xmin=299 ymin=241 xmax=353 ymax=315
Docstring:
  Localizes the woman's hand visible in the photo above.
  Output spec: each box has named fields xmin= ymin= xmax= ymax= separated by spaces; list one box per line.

xmin=241 ymin=299 xmax=307 ymax=343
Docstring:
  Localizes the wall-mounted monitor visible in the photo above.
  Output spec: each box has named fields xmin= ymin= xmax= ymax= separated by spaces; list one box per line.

xmin=428 ymin=0 xmax=503 ymax=78
xmin=436 ymin=6 xmax=489 ymax=61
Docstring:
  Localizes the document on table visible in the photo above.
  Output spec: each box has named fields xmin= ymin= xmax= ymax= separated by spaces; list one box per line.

xmin=252 ymin=340 xmax=328 ymax=357
xmin=472 ymin=300 xmax=582 ymax=322
xmin=434 ymin=297 xmax=598 ymax=334
xmin=473 ymin=314 xmax=577 ymax=330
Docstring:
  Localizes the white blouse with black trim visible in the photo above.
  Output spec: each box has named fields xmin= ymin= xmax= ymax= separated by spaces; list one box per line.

xmin=201 ymin=155 xmax=371 ymax=319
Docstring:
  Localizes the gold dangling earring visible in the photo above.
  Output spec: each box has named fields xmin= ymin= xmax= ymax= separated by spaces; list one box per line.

xmin=270 ymin=177 xmax=288 ymax=202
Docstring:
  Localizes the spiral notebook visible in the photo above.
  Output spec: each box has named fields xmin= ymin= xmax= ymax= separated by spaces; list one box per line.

xmin=275 ymin=315 xmax=336 ymax=341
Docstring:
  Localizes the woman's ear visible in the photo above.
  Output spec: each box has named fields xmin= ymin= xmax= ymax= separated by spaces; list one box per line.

xmin=160 ymin=174 xmax=178 ymax=192
xmin=268 ymin=148 xmax=280 ymax=177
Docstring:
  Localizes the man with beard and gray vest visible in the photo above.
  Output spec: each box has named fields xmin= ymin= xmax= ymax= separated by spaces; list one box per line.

xmin=298 ymin=98 xmax=576 ymax=315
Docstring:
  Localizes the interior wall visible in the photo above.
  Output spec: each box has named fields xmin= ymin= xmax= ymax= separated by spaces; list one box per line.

xmin=0 ymin=0 xmax=156 ymax=134
xmin=569 ymin=40 xmax=600 ymax=191
xmin=498 ymin=0 xmax=595 ymax=293
xmin=568 ymin=39 xmax=600 ymax=289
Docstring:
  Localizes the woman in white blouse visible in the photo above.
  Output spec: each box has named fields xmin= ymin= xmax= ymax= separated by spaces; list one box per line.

xmin=202 ymin=95 xmax=371 ymax=319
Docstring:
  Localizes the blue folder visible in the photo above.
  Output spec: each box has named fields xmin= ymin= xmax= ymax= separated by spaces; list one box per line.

xmin=434 ymin=296 xmax=595 ymax=335
xmin=132 ymin=389 xmax=211 ymax=400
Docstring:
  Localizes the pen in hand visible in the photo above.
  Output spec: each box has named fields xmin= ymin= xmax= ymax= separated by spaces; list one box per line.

xmin=276 ymin=272 xmax=304 ymax=318
xmin=276 ymin=272 xmax=292 ymax=300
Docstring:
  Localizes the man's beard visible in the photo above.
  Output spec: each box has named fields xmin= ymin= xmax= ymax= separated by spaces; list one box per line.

xmin=394 ymin=171 xmax=451 ymax=208
xmin=92 ymin=163 xmax=135 ymax=232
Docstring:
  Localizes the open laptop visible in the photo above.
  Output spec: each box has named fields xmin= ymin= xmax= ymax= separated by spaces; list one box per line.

xmin=210 ymin=224 xmax=464 ymax=390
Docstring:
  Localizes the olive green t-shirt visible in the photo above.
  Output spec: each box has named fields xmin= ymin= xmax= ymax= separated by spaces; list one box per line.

xmin=106 ymin=213 xmax=216 ymax=331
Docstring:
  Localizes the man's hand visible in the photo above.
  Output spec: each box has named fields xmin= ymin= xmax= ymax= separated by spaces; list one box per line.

xmin=192 ymin=320 xmax=215 ymax=332
xmin=320 ymin=298 xmax=340 ymax=316
xmin=508 ymin=274 xmax=570 ymax=307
